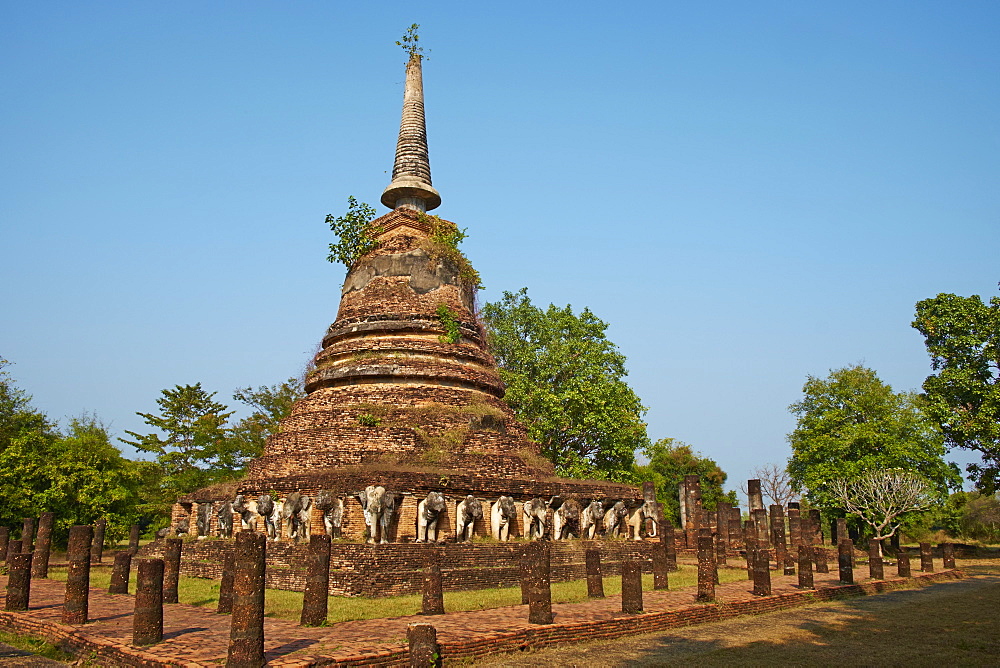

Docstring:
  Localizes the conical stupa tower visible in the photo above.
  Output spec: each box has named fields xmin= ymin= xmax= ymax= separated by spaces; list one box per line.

xmin=247 ymin=53 xmax=551 ymax=483
xmin=239 ymin=51 xmax=640 ymax=539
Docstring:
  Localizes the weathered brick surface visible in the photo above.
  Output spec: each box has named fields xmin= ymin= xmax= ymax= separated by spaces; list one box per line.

xmin=137 ymin=538 xmax=660 ymax=598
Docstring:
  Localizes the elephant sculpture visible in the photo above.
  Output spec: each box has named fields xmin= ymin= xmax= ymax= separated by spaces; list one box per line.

xmin=216 ymin=500 xmax=234 ymax=538
xmin=314 ymin=490 xmax=343 ymax=538
xmin=522 ymin=497 xmax=548 ymax=540
xmin=490 ymin=496 xmax=517 ymax=541
xmin=553 ymin=498 xmax=582 ymax=540
xmin=603 ymin=500 xmax=629 ymax=537
xmin=580 ymin=500 xmax=605 ymax=539
xmin=257 ymin=494 xmax=280 ymax=539
xmin=196 ymin=502 xmax=212 ymax=537
xmin=455 ymin=495 xmax=483 ymax=542
xmin=357 ymin=485 xmax=398 ymax=544
xmin=417 ymin=491 xmax=447 ymax=543
xmin=281 ymin=492 xmax=311 ymax=542
xmin=628 ymin=498 xmax=659 ymax=540
xmin=232 ymin=495 xmax=259 ymax=531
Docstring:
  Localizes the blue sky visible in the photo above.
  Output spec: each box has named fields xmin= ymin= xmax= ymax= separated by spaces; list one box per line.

xmin=2 ymin=1 xmax=997 ymax=495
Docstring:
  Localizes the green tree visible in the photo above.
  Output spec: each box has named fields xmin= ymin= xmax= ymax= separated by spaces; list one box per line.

xmin=229 ymin=377 xmax=304 ymax=459
xmin=481 ymin=288 xmax=648 ymax=482
xmin=121 ymin=383 xmax=237 ymax=496
xmin=913 ymin=290 xmax=1000 ymax=492
xmin=326 ymin=196 xmax=379 ymax=268
xmin=787 ymin=364 xmax=961 ymax=510
xmin=0 ymin=362 xmax=150 ymax=544
xmin=635 ymin=438 xmax=738 ymax=524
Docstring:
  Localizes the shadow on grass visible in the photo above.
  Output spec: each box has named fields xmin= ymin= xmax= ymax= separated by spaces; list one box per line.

xmin=615 ymin=567 xmax=1000 ymax=667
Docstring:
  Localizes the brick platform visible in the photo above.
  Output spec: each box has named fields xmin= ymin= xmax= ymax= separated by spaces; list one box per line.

xmin=0 ymin=566 xmax=962 ymax=666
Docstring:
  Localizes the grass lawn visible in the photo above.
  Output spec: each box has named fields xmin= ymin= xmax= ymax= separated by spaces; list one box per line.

xmin=45 ymin=563 xmax=748 ymax=623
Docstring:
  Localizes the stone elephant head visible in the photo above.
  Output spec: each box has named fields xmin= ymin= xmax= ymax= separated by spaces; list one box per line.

xmin=356 ymin=485 xmax=398 ymax=544
xmin=314 ymin=490 xmax=344 ymax=538
xmin=522 ymin=497 xmax=548 ymax=540
xmin=455 ymin=495 xmax=483 ymax=542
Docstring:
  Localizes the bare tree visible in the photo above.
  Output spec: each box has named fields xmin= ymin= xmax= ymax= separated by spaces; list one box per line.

xmin=830 ymin=469 xmax=936 ymax=542
xmin=740 ymin=464 xmax=798 ymax=507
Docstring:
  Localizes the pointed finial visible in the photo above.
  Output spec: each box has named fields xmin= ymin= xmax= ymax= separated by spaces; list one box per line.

xmin=381 ymin=28 xmax=440 ymax=212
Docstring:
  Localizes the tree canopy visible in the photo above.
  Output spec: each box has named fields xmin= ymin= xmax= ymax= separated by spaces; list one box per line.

xmin=0 ymin=360 xmax=148 ymax=545
xmin=229 ymin=377 xmax=305 ymax=461
xmin=913 ymin=290 xmax=1000 ymax=492
xmin=635 ymin=438 xmax=738 ymax=524
xmin=121 ymin=383 xmax=237 ymax=496
xmin=481 ymin=288 xmax=648 ymax=482
xmin=787 ymin=364 xmax=960 ymax=509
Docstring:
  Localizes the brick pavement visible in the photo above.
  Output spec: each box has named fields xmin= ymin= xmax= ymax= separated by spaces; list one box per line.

xmin=0 ymin=563 xmax=962 ymax=666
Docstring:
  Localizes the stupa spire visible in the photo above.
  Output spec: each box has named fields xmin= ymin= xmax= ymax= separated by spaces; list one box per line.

xmin=381 ymin=53 xmax=441 ymax=212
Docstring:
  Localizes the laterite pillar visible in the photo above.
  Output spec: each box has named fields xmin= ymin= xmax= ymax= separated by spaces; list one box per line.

xmin=162 ymin=538 xmax=182 ymax=604
xmin=838 ymin=539 xmax=854 ymax=584
xmin=621 ymin=559 xmax=643 ymax=614
xmin=301 ymin=534 xmax=332 ymax=625
xmin=226 ymin=530 xmax=267 ymax=667
xmin=109 ymin=550 xmax=132 ymax=594
xmin=5 ymin=552 xmax=33 ymax=611
xmin=32 ymin=512 xmax=54 ymax=578
xmin=585 ymin=548 xmax=605 ymax=598
xmin=133 ymin=559 xmax=164 ymax=646
xmin=63 ymin=525 xmax=93 ymax=624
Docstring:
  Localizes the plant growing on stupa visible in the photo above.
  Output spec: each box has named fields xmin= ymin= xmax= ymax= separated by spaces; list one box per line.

xmin=396 ymin=23 xmax=427 ymax=60
xmin=418 ymin=213 xmax=482 ymax=288
xmin=326 ymin=196 xmax=380 ymax=268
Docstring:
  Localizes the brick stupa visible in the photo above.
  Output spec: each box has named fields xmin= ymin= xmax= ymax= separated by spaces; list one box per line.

xmin=179 ymin=52 xmax=642 ymax=542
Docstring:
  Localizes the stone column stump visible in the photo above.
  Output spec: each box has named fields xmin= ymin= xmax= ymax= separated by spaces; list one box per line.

xmin=897 ymin=548 xmax=911 ymax=577
xmin=21 ymin=518 xmax=35 ymax=553
xmin=5 ymin=539 xmax=22 ymax=568
xmin=301 ymin=534 xmax=332 ymax=626
xmin=697 ymin=535 xmax=715 ymax=602
xmin=835 ymin=518 xmax=848 ymax=545
xmin=217 ymin=550 xmax=236 ymax=614
xmin=5 ymin=552 xmax=33 ymax=611
xmin=91 ymin=518 xmax=107 ymax=564
xmin=226 ymin=530 xmax=267 ymax=667
xmin=838 ymin=539 xmax=854 ymax=584
xmin=869 ymin=539 xmax=884 ymax=580
xmin=659 ymin=521 xmax=678 ymax=571
xmin=63 ymin=525 xmax=93 ymax=624
xmin=133 ymin=559 xmax=164 ymax=646
xmin=518 ymin=547 xmax=531 ymax=605
xmin=162 ymin=538 xmax=182 ymax=604
xmin=109 ymin=551 xmax=132 ymax=594
xmin=407 ymin=622 xmax=439 ymax=668
xmin=941 ymin=542 xmax=956 ymax=569
xmin=919 ymin=543 xmax=933 ymax=572
xmin=621 ymin=559 xmax=643 ymax=613
xmin=128 ymin=524 xmax=141 ymax=555
xmin=32 ymin=512 xmax=54 ymax=578
xmin=813 ymin=545 xmax=829 ymax=573
xmin=752 ymin=546 xmax=771 ymax=596
xmin=585 ymin=548 xmax=605 ymax=598
xmin=651 ymin=542 xmax=669 ymax=591
xmin=526 ymin=542 xmax=552 ymax=624
xmin=797 ymin=545 xmax=814 ymax=589
xmin=420 ymin=556 xmax=445 ymax=616
xmin=808 ymin=510 xmax=823 ymax=545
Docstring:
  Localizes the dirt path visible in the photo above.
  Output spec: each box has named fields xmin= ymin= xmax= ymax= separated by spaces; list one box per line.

xmin=472 ymin=563 xmax=1000 ymax=667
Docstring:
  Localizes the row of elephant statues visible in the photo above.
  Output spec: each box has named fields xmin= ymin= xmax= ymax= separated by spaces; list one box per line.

xmin=176 ymin=486 xmax=660 ymax=545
